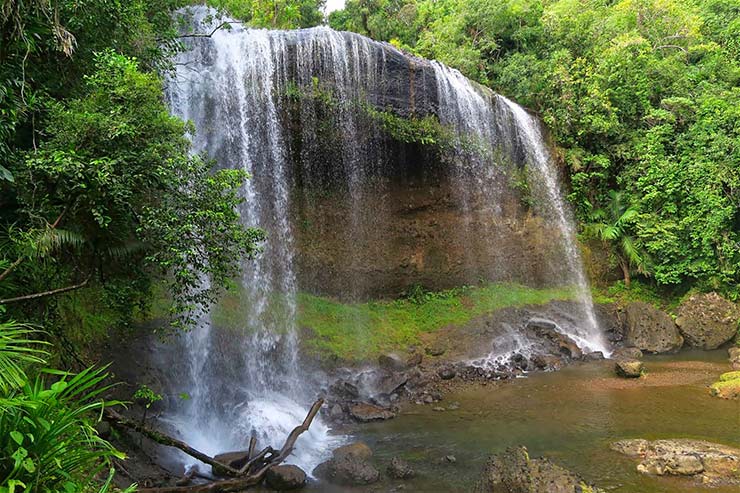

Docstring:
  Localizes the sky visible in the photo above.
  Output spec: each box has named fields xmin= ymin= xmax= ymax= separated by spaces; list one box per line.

xmin=324 ymin=0 xmax=345 ymax=14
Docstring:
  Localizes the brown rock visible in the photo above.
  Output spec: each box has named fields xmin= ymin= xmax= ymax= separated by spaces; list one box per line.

xmin=676 ymin=293 xmax=740 ymax=350
xmin=729 ymin=347 xmax=740 ymax=370
xmin=615 ymin=359 xmax=643 ymax=378
xmin=348 ymin=402 xmax=395 ymax=422
xmin=622 ymin=302 xmax=683 ymax=353
xmin=212 ymin=450 xmax=249 ymax=477
xmin=265 ymin=465 xmax=306 ymax=490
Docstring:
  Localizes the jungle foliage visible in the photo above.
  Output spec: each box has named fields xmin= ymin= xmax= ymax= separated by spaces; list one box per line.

xmin=330 ymin=0 xmax=740 ymax=297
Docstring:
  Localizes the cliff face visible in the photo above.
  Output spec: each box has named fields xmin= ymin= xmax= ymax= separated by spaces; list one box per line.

xmin=170 ymin=16 xmax=570 ymax=301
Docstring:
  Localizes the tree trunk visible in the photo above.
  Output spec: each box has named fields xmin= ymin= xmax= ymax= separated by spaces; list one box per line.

xmin=620 ymin=261 xmax=631 ymax=288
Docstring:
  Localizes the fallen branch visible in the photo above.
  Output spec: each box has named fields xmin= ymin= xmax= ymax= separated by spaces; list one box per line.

xmin=103 ymin=409 xmax=239 ymax=476
xmin=110 ymin=399 xmax=324 ymax=492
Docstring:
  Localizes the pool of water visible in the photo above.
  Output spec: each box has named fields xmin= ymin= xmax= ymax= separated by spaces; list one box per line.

xmin=305 ymin=350 xmax=740 ymax=492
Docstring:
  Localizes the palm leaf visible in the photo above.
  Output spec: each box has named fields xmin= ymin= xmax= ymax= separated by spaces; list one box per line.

xmin=0 ymin=321 xmax=48 ymax=392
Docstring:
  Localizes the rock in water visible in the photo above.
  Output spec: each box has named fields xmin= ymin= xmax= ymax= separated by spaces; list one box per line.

xmin=265 ymin=465 xmax=307 ymax=490
xmin=333 ymin=442 xmax=373 ymax=461
xmin=212 ymin=450 xmax=249 ymax=477
xmin=313 ymin=442 xmax=380 ymax=486
xmin=709 ymin=371 xmax=740 ymax=399
xmin=675 ymin=292 xmax=740 ymax=350
xmin=473 ymin=446 xmax=604 ymax=493
xmin=387 ymin=457 xmax=415 ymax=479
xmin=349 ymin=402 xmax=395 ymax=422
xmin=615 ymin=359 xmax=643 ymax=378
xmin=622 ymin=302 xmax=683 ymax=353
xmin=729 ymin=347 xmax=740 ymax=370
xmin=611 ymin=439 xmax=740 ymax=486
xmin=611 ymin=346 xmax=643 ymax=360
xmin=437 ymin=365 xmax=456 ymax=380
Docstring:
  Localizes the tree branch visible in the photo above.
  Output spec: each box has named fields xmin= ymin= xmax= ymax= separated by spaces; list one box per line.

xmin=103 ymin=409 xmax=240 ymax=476
xmin=0 ymin=277 xmax=90 ymax=304
xmin=177 ymin=22 xmax=242 ymax=39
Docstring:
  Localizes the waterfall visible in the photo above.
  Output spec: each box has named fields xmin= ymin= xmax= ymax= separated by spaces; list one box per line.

xmin=160 ymin=6 xmax=609 ymax=473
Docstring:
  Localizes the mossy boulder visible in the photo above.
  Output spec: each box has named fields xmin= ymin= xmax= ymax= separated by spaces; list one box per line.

xmin=473 ymin=446 xmax=604 ymax=493
xmin=728 ymin=346 xmax=740 ymax=370
xmin=676 ymin=292 xmax=740 ymax=350
xmin=710 ymin=371 xmax=740 ymax=399
xmin=615 ymin=359 xmax=643 ymax=378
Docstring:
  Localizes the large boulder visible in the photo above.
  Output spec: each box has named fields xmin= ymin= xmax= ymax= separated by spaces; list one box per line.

xmin=611 ymin=346 xmax=643 ymax=360
xmin=265 ymin=465 xmax=307 ymax=490
xmin=675 ymin=293 xmax=740 ymax=350
xmin=611 ymin=438 xmax=740 ymax=486
xmin=313 ymin=442 xmax=380 ymax=486
xmin=622 ymin=302 xmax=683 ymax=353
xmin=473 ymin=446 xmax=604 ymax=493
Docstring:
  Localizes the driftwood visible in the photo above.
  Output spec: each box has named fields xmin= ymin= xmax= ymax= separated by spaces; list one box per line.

xmin=106 ymin=399 xmax=324 ymax=492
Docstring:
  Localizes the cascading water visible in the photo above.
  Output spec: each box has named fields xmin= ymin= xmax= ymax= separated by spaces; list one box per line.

xmin=158 ymin=6 xmax=609 ymax=474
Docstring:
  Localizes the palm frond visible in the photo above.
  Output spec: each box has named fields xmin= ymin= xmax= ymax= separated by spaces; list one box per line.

xmin=0 ymin=321 xmax=48 ymax=393
xmin=34 ymin=227 xmax=86 ymax=257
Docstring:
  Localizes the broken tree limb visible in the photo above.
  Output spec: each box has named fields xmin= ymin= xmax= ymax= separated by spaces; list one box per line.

xmin=103 ymin=408 xmax=240 ymax=476
xmin=130 ymin=399 xmax=324 ymax=492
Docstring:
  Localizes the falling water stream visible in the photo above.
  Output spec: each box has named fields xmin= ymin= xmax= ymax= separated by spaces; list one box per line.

xmin=161 ymin=6 xmax=609 ymax=473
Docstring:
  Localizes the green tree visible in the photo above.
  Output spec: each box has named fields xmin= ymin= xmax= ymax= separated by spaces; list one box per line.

xmin=584 ymin=190 xmax=649 ymax=287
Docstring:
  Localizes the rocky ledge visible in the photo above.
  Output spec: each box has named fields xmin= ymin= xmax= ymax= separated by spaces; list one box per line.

xmin=611 ymin=438 xmax=740 ymax=487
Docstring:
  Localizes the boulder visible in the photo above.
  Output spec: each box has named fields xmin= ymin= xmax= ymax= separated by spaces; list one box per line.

xmin=378 ymin=353 xmax=407 ymax=371
xmin=437 ymin=365 xmax=456 ymax=380
xmin=584 ymin=351 xmax=605 ymax=361
xmin=387 ymin=457 xmax=415 ymax=479
xmin=611 ymin=347 xmax=643 ymax=360
xmin=349 ymin=402 xmax=395 ymax=422
xmin=212 ymin=450 xmax=249 ymax=477
xmin=622 ymin=302 xmax=683 ymax=353
xmin=532 ymin=354 xmax=563 ymax=371
xmin=729 ymin=347 xmax=740 ymax=370
xmin=265 ymin=465 xmax=306 ymax=490
xmin=709 ymin=371 xmax=740 ymax=400
xmin=611 ymin=438 xmax=740 ymax=486
xmin=314 ymin=443 xmax=380 ymax=486
xmin=675 ymin=293 xmax=740 ymax=350
xmin=333 ymin=442 xmax=373 ymax=461
xmin=473 ymin=446 xmax=604 ymax=493
xmin=528 ymin=322 xmax=583 ymax=359
xmin=615 ymin=359 xmax=643 ymax=378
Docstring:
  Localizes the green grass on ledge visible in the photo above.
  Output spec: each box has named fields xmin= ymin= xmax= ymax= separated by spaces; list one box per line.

xmin=298 ymin=283 xmax=577 ymax=362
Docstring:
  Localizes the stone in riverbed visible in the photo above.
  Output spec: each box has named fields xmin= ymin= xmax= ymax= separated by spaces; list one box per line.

xmin=437 ymin=365 xmax=456 ymax=380
xmin=584 ymin=351 xmax=605 ymax=361
xmin=675 ymin=292 xmax=740 ymax=350
xmin=611 ymin=438 xmax=740 ymax=486
xmin=314 ymin=442 xmax=380 ymax=486
xmin=611 ymin=346 xmax=643 ymax=360
xmin=532 ymin=354 xmax=563 ymax=371
xmin=473 ymin=445 xmax=604 ymax=493
xmin=622 ymin=302 xmax=683 ymax=353
xmin=265 ymin=465 xmax=306 ymax=490
xmin=615 ymin=359 xmax=643 ymax=378
xmin=729 ymin=347 xmax=740 ymax=370
xmin=709 ymin=371 xmax=740 ymax=400
xmin=387 ymin=457 xmax=415 ymax=479
xmin=378 ymin=353 xmax=407 ymax=371
xmin=212 ymin=450 xmax=249 ymax=477
xmin=349 ymin=402 xmax=395 ymax=422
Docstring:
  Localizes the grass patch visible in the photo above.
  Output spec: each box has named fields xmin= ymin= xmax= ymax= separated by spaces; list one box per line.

xmin=298 ymin=283 xmax=577 ymax=362
xmin=592 ymin=280 xmax=682 ymax=313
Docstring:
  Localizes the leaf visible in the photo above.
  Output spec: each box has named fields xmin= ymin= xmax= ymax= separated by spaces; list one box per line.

xmin=0 ymin=165 xmax=13 ymax=182
xmin=10 ymin=430 xmax=23 ymax=445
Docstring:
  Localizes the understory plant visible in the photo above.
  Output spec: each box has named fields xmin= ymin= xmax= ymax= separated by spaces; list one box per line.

xmin=0 ymin=321 xmax=127 ymax=493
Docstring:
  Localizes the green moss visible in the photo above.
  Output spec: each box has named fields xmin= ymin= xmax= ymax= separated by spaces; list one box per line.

xmin=719 ymin=371 xmax=740 ymax=382
xmin=56 ymin=286 xmax=120 ymax=349
xmin=298 ymin=283 xmax=577 ymax=362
